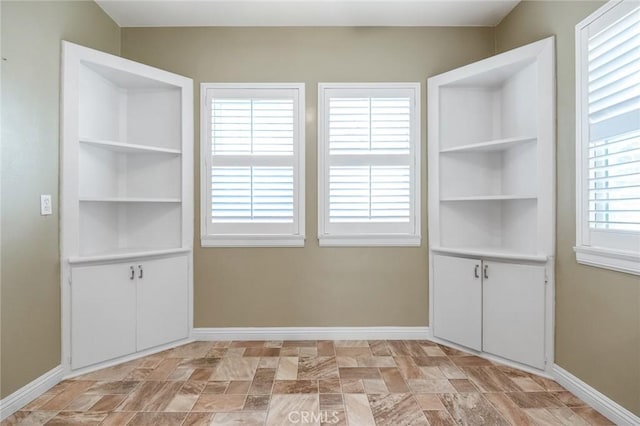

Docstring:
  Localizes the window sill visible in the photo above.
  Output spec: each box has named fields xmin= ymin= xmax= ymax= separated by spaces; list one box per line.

xmin=201 ymin=235 xmax=305 ymax=248
xmin=574 ymin=246 xmax=640 ymax=276
xmin=318 ymin=234 xmax=421 ymax=247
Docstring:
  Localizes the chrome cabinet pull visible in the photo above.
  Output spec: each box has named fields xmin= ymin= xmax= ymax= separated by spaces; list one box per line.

xmin=138 ymin=265 xmax=143 ymax=279
xmin=474 ymin=264 xmax=480 ymax=278
xmin=484 ymin=264 xmax=489 ymax=279
xmin=129 ymin=266 xmax=135 ymax=280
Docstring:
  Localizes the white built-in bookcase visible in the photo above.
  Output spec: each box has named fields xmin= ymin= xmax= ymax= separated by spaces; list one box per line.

xmin=429 ymin=39 xmax=555 ymax=261
xmin=69 ymin=58 xmax=190 ymax=259
xmin=61 ymin=41 xmax=193 ymax=372
xmin=428 ymin=37 xmax=556 ymax=373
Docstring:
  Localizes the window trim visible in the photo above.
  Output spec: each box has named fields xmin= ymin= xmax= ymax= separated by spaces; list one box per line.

xmin=574 ymin=0 xmax=640 ymax=275
xmin=200 ymin=83 xmax=306 ymax=247
xmin=317 ymin=82 xmax=421 ymax=247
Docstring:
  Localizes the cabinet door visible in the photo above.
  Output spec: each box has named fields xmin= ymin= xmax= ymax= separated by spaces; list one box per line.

xmin=71 ymin=263 xmax=136 ymax=369
xmin=137 ymin=255 xmax=189 ymax=351
xmin=433 ymin=255 xmax=482 ymax=351
xmin=482 ymin=261 xmax=545 ymax=369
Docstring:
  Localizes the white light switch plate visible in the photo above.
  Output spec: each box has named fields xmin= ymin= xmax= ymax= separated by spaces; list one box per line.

xmin=40 ymin=194 xmax=52 ymax=215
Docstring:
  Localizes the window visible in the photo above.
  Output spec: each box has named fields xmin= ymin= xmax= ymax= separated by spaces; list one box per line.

xmin=317 ymin=83 xmax=421 ymax=246
xmin=575 ymin=0 xmax=640 ymax=275
xmin=200 ymin=83 xmax=305 ymax=247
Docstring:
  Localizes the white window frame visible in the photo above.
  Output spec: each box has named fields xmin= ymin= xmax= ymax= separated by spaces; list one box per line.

xmin=575 ymin=0 xmax=640 ymax=275
xmin=317 ymin=82 xmax=421 ymax=247
xmin=200 ymin=83 xmax=305 ymax=247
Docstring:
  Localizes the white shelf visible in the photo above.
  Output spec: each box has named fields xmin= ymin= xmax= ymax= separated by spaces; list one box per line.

xmin=440 ymin=136 xmax=536 ymax=153
xmin=79 ymin=138 xmax=181 ymax=155
xmin=431 ymin=246 xmax=548 ymax=263
xmin=80 ymin=197 xmax=181 ymax=203
xmin=68 ymin=247 xmax=190 ymax=264
xmin=441 ymin=195 xmax=537 ymax=201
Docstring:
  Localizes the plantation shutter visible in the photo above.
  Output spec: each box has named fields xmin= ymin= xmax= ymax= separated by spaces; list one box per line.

xmin=202 ymin=84 xmax=305 ymax=246
xmin=327 ymin=96 xmax=412 ymax=223
xmin=318 ymin=84 xmax=420 ymax=245
xmin=210 ymin=98 xmax=294 ymax=223
xmin=587 ymin=4 xmax=640 ymax=232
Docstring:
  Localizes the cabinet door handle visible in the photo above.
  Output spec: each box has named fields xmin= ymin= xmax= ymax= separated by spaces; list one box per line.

xmin=138 ymin=265 xmax=143 ymax=279
xmin=484 ymin=264 xmax=489 ymax=279
xmin=129 ymin=266 xmax=135 ymax=280
xmin=474 ymin=264 xmax=480 ymax=278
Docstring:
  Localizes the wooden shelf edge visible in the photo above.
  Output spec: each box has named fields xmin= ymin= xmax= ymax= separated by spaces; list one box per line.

xmin=431 ymin=246 xmax=548 ymax=262
xmin=68 ymin=248 xmax=191 ymax=264
xmin=79 ymin=197 xmax=181 ymax=203
xmin=79 ymin=138 xmax=182 ymax=155
xmin=440 ymin=195 xmax=537 ymax=201
xmin=440 ymin=136 xmax=537 ymax=153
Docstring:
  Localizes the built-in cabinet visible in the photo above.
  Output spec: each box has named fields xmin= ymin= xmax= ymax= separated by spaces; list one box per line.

xmin=61 ymin=41 xmax=193 ymax=372
xmin=428 ymin=37 xmax=555 ymax=373
xmin=71 ymin=256 xmax=189 ymax=369
xmin=433 ymin=255 xmax=546 ymax=369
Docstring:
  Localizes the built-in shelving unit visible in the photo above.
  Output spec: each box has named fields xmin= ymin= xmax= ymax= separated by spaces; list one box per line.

xmin=428 ymin=37 xmax=555 ymax=373
xmin=61 ymin=41 xmax=193 ymax=372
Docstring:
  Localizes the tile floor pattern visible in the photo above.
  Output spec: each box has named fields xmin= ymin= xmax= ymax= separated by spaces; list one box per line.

xmin=2 ymin=340 xmax=614 ymax=426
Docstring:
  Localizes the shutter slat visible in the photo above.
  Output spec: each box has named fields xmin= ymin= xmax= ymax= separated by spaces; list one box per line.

xmin=329 ymin=96 xmax=411 ymax=155
xmin=212 ymin=98 xmax=294 ymax=156
xmin=211 ymin=165 xmax=294 ymax=223
xmin=587 ymin=5 xmax=640 ymax=147
xmin=585 ymin=2 xmax=640 ymax=233
xmin=329 ymin=166 xmax=410 ymax=223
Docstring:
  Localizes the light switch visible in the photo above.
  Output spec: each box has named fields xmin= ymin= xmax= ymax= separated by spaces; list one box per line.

xmin=40 ymin=194 xmax=52 ymax=215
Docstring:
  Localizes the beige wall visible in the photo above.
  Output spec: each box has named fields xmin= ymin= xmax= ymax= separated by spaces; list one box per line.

xmin=0 ymin=1 xmax=120 ymax=398
xmin=496 ymin=1 xmax=640 ymax=416
xmin=2 ymin=1 xmax=638 ymax=416
xmin=121 ymin=27 xmax=495 ymax=328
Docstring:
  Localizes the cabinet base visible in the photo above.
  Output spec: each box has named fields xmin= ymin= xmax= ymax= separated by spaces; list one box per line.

xmin=63 ymin=337 xmax=192 ymax=380
xmin=428 ymin=334 xmax=554 ymax=379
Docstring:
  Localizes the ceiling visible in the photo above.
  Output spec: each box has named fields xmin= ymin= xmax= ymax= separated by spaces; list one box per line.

xmin=95 ymin=0 xmax=521 ymax=28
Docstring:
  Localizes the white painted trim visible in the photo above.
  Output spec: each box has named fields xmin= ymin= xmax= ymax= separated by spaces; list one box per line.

xmin=574 ymin=246 xmax=640 ymax=276
xmin=192 ymin=326 xmax=430 ymax=341
xmin=553 ymin=364 xmax=640 ymax=426
xmin=201 ymin=235 xmax=305 ymax=248
xmin=318 ymin=235 xmax=421 ymax=247
xmin=0 ymin=365 xmax=64 ymax=421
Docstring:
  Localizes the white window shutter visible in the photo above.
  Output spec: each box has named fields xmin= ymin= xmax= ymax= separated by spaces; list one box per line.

xmin=575 ymin=0 xmax=640 ymax=275
xmin=201 ymin=84 xmax=305 ymax=247
xmin=318 ymin=83 xmax=421 ymax=246
xmin=587 ymin=5 xmax=640 ymax=232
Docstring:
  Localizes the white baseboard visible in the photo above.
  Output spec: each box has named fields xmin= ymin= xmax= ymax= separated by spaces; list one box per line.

xmin=0 ymin=365 xmax=64 ymax=421
xmin=552 ymin=364 xmax=640 ymax=425
xmin=192 ymin=326 xmax=430 ymax=341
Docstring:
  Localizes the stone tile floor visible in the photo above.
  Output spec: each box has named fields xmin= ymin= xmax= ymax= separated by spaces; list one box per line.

xmin=1 ymin=340 xmax=614 ymax=425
